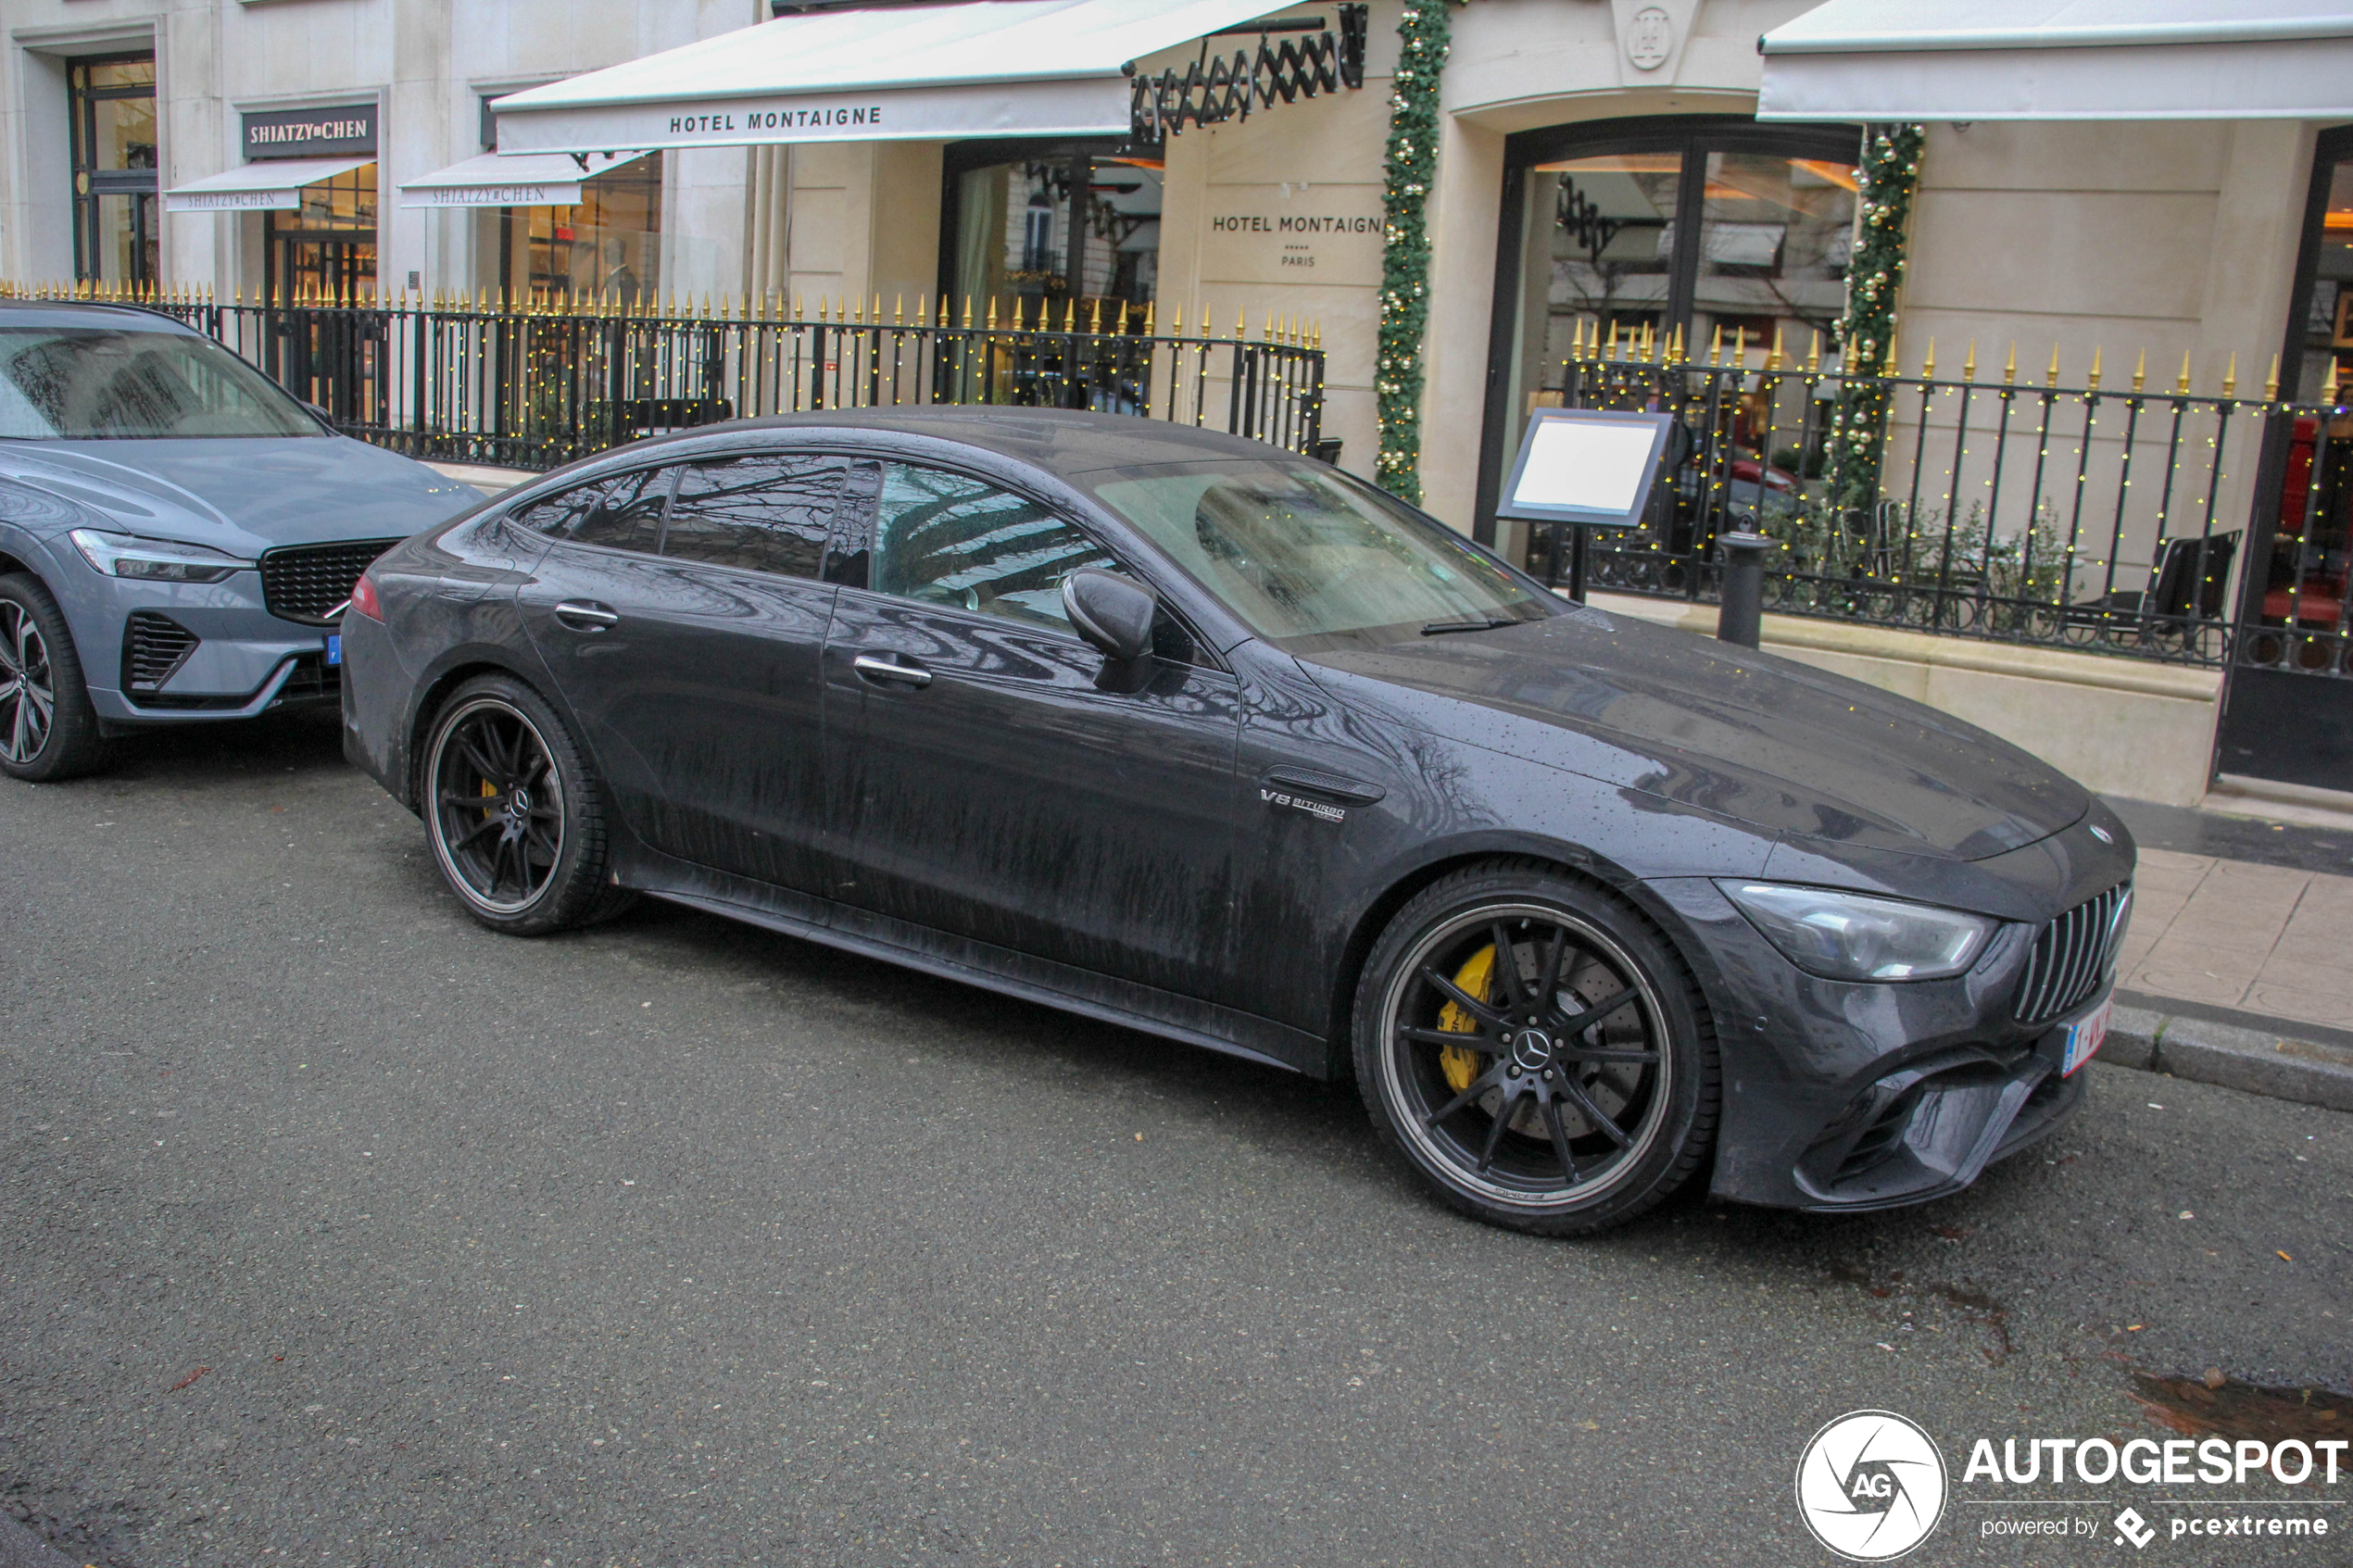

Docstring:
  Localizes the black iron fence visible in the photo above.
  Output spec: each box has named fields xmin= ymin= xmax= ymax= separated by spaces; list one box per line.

xmin=1537 ymin=338 xmax=2352 ymax=682
xmin=7 ymin=282 xmax=1326 ymax=472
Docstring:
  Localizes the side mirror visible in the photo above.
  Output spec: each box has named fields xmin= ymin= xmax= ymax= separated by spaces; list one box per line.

xmin=1062 ymin=567 xmax=1157 ymax=662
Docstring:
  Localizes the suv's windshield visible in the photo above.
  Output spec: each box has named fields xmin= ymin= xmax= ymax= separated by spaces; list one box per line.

xmin=1086 ymin=459 xmax=1555 ymax=649
xmin=0 ymin=326 xmax=321 ymax=440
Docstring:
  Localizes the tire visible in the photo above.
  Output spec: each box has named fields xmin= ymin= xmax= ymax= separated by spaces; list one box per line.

xmin=419 ymin=673 xmax=635 ymax=935
xmin=1352 ymin=859 xmax=1718 ymax=1236
xmin=0 ymin=573 xmax=110 ymax=783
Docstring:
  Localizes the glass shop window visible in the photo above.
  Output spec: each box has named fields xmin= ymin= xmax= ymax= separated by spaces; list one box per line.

xmin=948 ymin=151 xmax=1161 ymax=325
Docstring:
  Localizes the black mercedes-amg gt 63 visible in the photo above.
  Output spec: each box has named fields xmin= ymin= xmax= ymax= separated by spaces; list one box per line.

xmin=342 ymin=409 xmax=2133 ymax=1236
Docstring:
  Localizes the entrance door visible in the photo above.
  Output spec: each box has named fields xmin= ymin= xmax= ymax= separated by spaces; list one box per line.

xmin=2215 ymin=127 xmax=2353 ymax=790
xmin=821 ymin=458 xmax=1243 ymax=1001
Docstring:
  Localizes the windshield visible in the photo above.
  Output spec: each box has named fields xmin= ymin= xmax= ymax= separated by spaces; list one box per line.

xmin=0 ymin=326 xmax=321 ymax=440
xmin=1086 ymin=460 xmax=1555 ymax=648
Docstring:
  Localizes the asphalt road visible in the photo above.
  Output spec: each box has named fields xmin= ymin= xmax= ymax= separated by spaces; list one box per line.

xmin=1 ymin=712 xmax=2347 ymax=1568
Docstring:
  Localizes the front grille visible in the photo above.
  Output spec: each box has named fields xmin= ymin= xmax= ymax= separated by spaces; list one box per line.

xmin=258 ymin=539 xmax=401 ymax=624
xmin=121 ymin=611 xmax=198 ymax=696
xmin=2014 ymin=882 xmax=2133 ymax=1026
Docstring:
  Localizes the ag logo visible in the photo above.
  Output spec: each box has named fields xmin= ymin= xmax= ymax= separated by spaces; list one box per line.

xmin=1795 ymin=1410 xmax=1948 ymax=1561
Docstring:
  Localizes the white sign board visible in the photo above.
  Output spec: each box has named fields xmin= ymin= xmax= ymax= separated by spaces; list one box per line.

xmin=1495 ymin=408 xmax=1675 ymax=530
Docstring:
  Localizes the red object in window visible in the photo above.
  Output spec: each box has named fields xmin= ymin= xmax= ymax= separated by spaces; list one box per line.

xmin=554 ymin=225 xmax=575 ymax=242
xmin=348 ymin=571 xmax=383 ymax=622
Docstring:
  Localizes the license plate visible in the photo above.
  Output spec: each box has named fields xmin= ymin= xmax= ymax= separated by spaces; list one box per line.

xmin=325 ymin=634 xmax=341 ymax=666
xmin=2060 ymin=997 xmax=2112 ymax=1075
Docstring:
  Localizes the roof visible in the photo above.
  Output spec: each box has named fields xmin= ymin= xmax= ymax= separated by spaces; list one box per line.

xmin=636 ymin=408 xmax=1295 ymax=479
xmin=0 ymin=301 xmax=202 ymax=333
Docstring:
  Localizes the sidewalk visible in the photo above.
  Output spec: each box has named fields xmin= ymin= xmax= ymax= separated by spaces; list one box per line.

xmin=2098 ymin=796 xmax=2353 ymax=1111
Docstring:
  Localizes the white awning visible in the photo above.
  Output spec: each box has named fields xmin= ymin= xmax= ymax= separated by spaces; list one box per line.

xmin=397 ymin=150 xmax=651 ymax=209
xmin=490 ymin=0 xmax=1288 ymax=155
xmin=1758 ymin=1 xmax=2353 ymax=120
xmin=162 ymin=156 xmax=373 ymax=213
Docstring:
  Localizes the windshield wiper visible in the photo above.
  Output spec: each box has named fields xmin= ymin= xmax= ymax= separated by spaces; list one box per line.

xmin=1420 ymin=616 xmax=1518 ymax=636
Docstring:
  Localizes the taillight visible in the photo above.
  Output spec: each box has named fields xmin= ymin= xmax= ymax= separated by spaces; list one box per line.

xmin=348 ymin=571 xmax=384 ymax=621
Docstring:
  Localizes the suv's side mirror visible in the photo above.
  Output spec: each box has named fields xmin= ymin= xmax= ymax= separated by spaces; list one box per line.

xmin=1062 ymin=567 xmax=1157 ymax=662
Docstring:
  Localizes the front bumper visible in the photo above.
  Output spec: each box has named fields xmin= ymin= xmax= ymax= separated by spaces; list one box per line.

xmin=42 ymin=546 xmax=339 ymax=726
xmin=1648 ymin=827 xmax=2128 ymax=1212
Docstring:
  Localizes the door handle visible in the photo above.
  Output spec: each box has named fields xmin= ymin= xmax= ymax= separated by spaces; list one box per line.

xmin=853 ymin=653 xmax=933 ymax=688
xmin=553 ymin=600 xmax=620 ymax=631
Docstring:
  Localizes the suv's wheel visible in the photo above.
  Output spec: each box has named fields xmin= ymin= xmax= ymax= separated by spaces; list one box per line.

xmin=421 ymin=673 xmax=633 ymax=935
xmin=0 ymin=574 xmax=109 ymax=783
xmin=1353 ymin=861 xmax=1718 ymax=1236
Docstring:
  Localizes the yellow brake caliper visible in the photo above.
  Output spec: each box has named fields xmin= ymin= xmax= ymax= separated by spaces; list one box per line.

xmin=1437 ymin=944 xmax=1495 ymax=1093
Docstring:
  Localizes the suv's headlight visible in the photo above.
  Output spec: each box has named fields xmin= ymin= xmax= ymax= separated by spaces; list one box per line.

xmin=69 ymin=528 xmax=251 ymax=584
xmin=1717 ymin=882 xmax=1995 ymax=982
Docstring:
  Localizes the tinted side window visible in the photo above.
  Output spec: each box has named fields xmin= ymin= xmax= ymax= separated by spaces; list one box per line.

xmin=517 ymin=468 xmax=672 ymax=554
xmin=869 ymin=462 xmax=1114 ymax=633
xmin=661 ymin=453 xmax=848 ymax=579
xmin=508 ymin=476 xmax=618 ymax=538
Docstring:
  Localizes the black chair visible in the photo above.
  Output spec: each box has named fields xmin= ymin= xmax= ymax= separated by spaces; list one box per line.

xmin=2066 ymin=530 xmax=2239 ymax=646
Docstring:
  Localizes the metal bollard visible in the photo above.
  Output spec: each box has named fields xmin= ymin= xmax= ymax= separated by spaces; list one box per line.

xmin=1717 ymin=529 xmax=1771 ymax=648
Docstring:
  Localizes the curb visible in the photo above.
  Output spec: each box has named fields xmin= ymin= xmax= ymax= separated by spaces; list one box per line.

xmin=0 ymin=1513 xmax=81 ymax=1568
xmin=2104 ymin=1005 xmax=2353 ymax=1113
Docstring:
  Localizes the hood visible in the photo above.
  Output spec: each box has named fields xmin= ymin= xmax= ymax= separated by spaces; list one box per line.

xmin=0 ymin=435 xmax=475 ymax=553
xmin=1296 ymin=606 xmax=2090 ymax=862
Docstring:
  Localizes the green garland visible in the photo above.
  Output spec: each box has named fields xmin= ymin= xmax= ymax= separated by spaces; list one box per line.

xmin=1825 ymin=123 xmax=1926 ymax=520
xmin=1375 ymin=0 xmax=1453 ymax=505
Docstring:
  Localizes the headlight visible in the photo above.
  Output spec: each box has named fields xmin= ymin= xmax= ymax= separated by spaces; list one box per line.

xmin=69 ymin=528 xmax=251 ymax=584
xmin=1717 ymin=882 xmax=1996 ymax=982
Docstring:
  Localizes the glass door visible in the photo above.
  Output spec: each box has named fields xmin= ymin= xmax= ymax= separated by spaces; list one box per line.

xmin=2216 ymin=127 xmax=2353 ymax=790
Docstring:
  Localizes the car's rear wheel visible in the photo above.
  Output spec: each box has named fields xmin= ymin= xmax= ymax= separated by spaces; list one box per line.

xmin=1353 ymin=861 xmax=1718 ymax=1236
xmin=422 ymin=674 xmax=632 ymax=935
xmin=0 ymin=574 xmax=109 ymax=783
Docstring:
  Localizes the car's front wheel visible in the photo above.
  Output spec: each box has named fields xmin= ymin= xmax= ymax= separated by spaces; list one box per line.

xmin=421 ymin=673 xmax=633 ymax=935
xmin=0 ymin=573 xmax=109 ymax=783
xmin=1353 ymin=861 xmax=1718 ymax=1236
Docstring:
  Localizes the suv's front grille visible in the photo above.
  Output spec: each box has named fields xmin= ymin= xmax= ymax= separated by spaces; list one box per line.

xmin=121 ymin=611 xmax=198 ymax=696
xmin=2014 ymin=882 xmax=2133 ymax=1026
xmin=258 ymin=539 xmax=401 ymax=624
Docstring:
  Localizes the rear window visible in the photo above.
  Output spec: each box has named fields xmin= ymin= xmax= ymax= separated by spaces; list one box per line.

xmin=0 ymin=325 xmax=321 ymax=440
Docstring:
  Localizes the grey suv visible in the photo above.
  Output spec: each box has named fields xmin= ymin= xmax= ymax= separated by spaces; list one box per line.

xmin=0 ymin=300 xmax=473 ymax=779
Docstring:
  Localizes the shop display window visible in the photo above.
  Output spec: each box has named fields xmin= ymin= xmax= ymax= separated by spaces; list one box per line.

xmin=946 ymin=147 xmax=1160 ymax=324
xmin=69 ymin=54 xmax=158 ymax=287
xmin=266 ymin=165 xmax=377 ymax=303
xmin=497 ymin=157 xmax=662 ymax=306
xmin=1481 ymin=117 xmax=1860 ymax=553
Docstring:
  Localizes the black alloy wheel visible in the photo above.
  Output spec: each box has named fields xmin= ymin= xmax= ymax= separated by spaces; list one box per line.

xmin=422 ymin=673 xmax=631 ymax=935
xmin=1353 ymin=861 xmax=1718 ymax=1236
xmin=0 ymin=574 xmax=108 ymax=783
